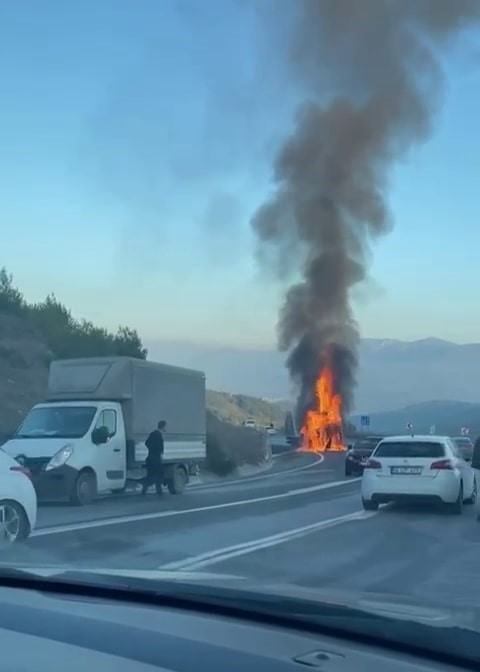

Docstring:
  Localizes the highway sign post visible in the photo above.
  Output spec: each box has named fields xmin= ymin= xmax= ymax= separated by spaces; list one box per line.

xmin=360 ymin=415 xmax=370 ymax=428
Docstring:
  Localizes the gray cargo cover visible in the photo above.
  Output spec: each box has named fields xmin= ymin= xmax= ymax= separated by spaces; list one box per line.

xmin=48 ymin=357 xmax=206 ymax=442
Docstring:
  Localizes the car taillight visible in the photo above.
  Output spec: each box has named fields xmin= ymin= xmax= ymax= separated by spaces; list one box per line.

xmin=10 ymin=465 xmax=32 ymax=479
xmin=430 ymin=459 xmax=453 ymax=470
xmin=364 ymin=458 xmax=382 ymax=469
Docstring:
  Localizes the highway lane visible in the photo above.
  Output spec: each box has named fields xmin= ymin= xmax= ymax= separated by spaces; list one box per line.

xmin=176 ymin=475 xmax=480 ymax=610
xmin=1 ymin=452 xmax=355 ymax=567
xmin=5 ymin=450 xmax=479 ymax=611
xmin=34 ymin=451 xmax=329 ymax=529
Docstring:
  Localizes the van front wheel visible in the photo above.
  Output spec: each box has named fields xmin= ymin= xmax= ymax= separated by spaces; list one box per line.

xmin=71 ymin=471 xmax=97 ymax=506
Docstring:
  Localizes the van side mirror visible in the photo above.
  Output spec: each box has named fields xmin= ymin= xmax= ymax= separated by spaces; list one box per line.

xmin=92 ymin=426 xmax=109 ymax=445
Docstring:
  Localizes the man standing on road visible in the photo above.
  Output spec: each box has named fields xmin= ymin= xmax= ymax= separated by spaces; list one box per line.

xmin=141 ymin=420 xmax=166 ymax=496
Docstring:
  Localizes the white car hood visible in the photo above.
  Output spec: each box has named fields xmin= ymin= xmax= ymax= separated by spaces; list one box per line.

xmin=2 ymin=437 xmax=73 ymax=459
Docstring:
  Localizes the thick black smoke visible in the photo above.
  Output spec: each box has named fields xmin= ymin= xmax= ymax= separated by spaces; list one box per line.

xmin=251 ymin=0 xmax=479 ymax=422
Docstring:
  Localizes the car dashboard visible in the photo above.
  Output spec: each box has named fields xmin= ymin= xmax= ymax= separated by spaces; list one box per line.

xmin=0 ymin=582 xmax=473 ymax=672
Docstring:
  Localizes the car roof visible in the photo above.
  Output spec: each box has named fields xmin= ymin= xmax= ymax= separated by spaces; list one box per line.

xmin=378 ymin=434 xmax=450 ymax=443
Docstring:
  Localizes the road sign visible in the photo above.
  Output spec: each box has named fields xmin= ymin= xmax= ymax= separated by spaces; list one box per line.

xmin=360 ymin=415 xmax=370 ymax=427
xmin=406 ymin=422 xmax=413 ymax=433
xmin=461 ymin=427 xmax=470 ymax=436
xmin=429 ymin=425 xmax=436 ymax=435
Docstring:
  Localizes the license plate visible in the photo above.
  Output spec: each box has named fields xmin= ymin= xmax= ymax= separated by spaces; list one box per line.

xmin=391 ymin=466 xmax=422 ymax=475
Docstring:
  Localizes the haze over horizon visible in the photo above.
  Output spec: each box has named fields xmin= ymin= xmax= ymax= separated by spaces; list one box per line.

xmin=145 ymin=336 xmax=480 ymax=414
xmin=147 ymin=334 xmax=480 ymax=352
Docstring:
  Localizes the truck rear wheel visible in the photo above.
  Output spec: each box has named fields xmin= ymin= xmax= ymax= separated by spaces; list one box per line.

xmin=71 ymin=471 xmax=97 ymax=506
xmin=167 ymin=466 xmax=187 ymax=495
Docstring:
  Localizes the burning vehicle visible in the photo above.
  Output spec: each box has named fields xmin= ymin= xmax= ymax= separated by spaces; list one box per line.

xmin=300 ymin=349 xmax=346 ymax=453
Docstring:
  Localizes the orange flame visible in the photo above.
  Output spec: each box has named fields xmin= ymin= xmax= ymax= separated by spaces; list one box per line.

xmin=300 ymin=359 xmax=346 ymax=453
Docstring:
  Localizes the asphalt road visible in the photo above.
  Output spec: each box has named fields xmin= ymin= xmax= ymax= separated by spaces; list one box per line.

xmin=3 ymin=451 xmax=480 ymax=609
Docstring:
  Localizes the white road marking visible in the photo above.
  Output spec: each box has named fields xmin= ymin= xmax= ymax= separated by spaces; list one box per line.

xmin=94 ymin=453 xmax=326 ymax=497
xmin=189 ymin=453 xmax=325 ymax=490
xmin=32 ymin=476 xmax=361 ymax=538
xmin=160 ymin=509 xmax=376 ymax=571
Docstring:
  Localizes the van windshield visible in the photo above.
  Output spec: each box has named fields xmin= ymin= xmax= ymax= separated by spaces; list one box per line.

xmin=15 ymin=406 xmax=97 ymax=439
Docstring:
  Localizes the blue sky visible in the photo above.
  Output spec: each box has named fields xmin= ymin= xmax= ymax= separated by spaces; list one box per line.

xmin=1 ymin=1 xmax=479 ymax=348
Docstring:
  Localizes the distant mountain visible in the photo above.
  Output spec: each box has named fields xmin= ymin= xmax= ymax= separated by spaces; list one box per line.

xmin=146 ymin=337 xmax=480 ymax=413
xmin=356 ymin=338 xmax=480 ymax=413
xmin=351 ymin=400 xmax=480 ymax=438
xmin=146 ymin=341 xmax=288 ymax=399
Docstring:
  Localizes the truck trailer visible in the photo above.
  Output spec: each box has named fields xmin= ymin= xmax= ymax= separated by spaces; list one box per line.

xmin=2 ymin=357 xmax=206 ymax=505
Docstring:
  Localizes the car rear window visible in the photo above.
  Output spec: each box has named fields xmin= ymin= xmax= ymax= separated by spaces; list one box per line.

xmin=453 ymin=439 xmax=472 ymax=448
xmin=354 ymin=439 xmax=380 ymax=450
xmin=375 ymin=441 xmax=445 ymax=458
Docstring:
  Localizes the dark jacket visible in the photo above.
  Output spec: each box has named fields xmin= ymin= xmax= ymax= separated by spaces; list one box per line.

xmin=145 ymin=429 xmax=164 ymax=463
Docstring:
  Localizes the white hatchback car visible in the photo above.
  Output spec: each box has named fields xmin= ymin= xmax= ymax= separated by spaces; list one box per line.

xmin=0 ymin=448 xmax=37 ymax=543
xmin=361 ymin=435 xmax=476 ymax=513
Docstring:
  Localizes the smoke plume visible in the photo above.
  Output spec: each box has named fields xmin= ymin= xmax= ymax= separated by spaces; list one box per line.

xmin=251 ymin=0 xmax=479 ymax=421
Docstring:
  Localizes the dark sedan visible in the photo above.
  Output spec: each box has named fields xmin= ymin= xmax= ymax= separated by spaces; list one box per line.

xmin=345 ymin=435 xmax=384 ymax=476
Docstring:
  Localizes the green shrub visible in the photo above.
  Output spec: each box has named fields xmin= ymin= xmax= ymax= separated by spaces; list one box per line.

xmin=206 ymin=431 xmax=237 ymax=476
xmin=232 ymin=431 xmax=266 ymax=466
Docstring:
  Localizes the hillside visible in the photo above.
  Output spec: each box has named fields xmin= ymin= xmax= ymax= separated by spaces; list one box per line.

xmin=0 ymin=313 xmax=50 ymax=434
xmin=206 ymin=390 xmax=285 ymax=427
xmin=147 ymin=337 xmax=480 ymax=412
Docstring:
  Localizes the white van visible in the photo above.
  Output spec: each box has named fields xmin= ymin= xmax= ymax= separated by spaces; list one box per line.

xmin=3 ymin=357 xmax=207 ymax=505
